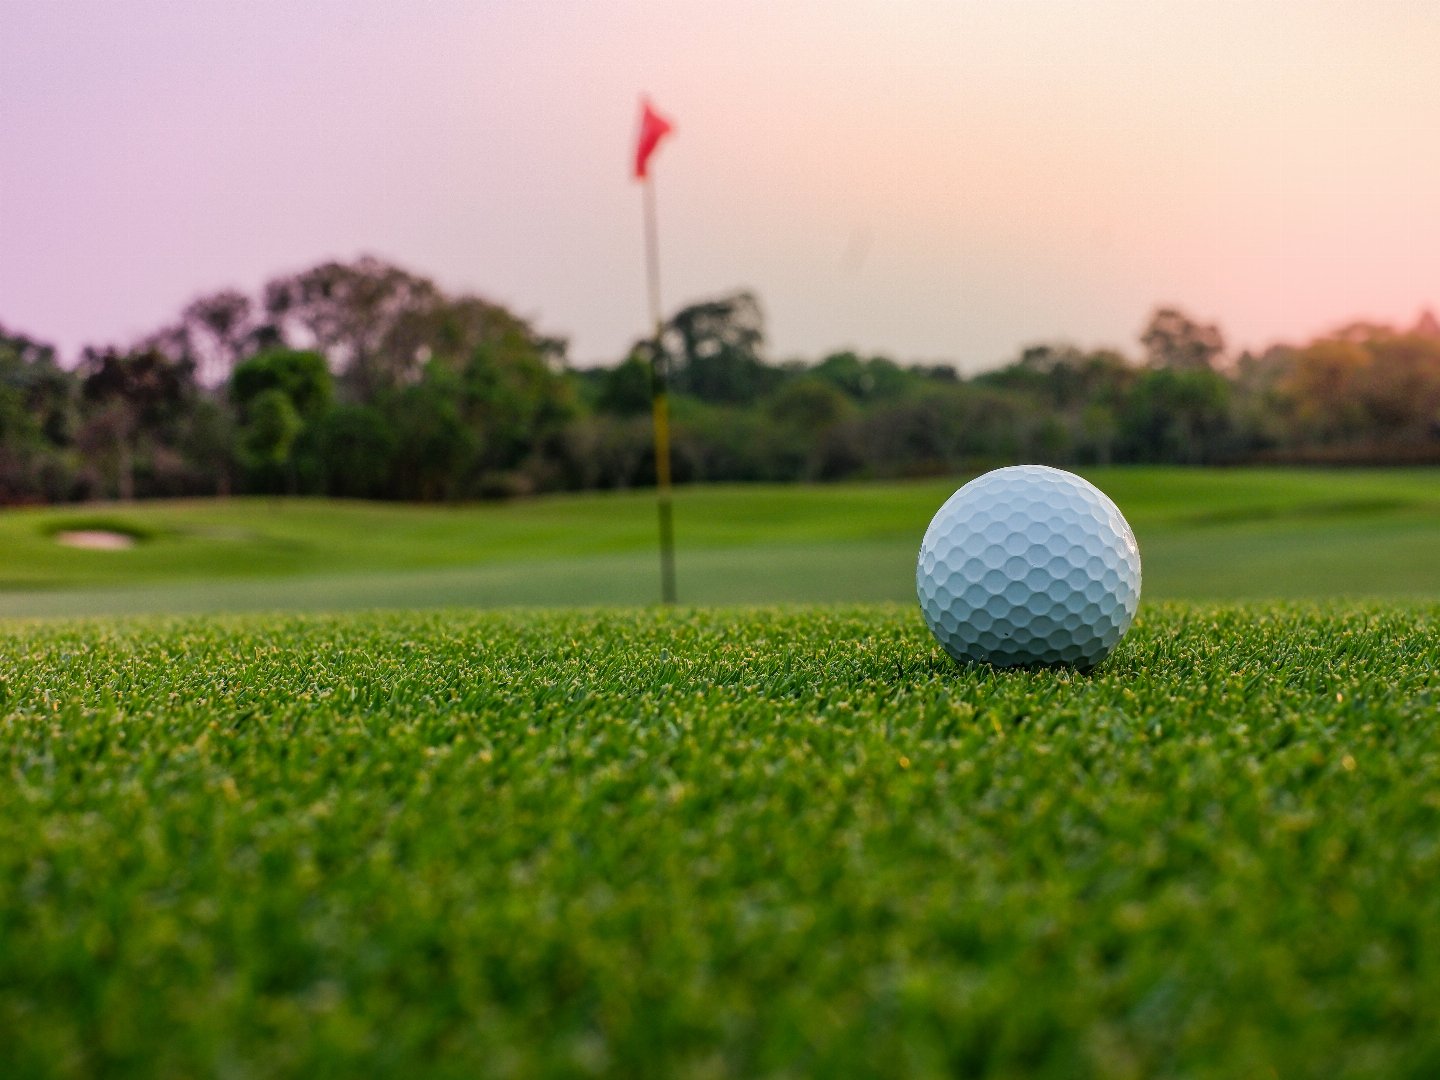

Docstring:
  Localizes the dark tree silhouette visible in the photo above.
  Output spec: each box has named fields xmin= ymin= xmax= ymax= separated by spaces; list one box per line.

xmin=1141 ymin=307 xmax=1225 ymax=372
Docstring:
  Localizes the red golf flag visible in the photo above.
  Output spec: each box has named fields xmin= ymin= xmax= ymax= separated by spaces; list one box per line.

xmin=634 ymin=98 xmax=674 ymax=180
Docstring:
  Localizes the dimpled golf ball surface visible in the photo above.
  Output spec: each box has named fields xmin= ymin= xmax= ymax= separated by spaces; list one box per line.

xmin=917 ymin=465 xmax=1141 ymax=668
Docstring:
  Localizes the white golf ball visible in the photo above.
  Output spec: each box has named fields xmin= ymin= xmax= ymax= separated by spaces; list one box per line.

xmin=916 ymin=465 xmax=1141 ymax=668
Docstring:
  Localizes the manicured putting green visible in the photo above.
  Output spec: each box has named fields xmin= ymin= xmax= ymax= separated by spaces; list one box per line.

xmin=1 ymin=467 xmax=1438 ymax=615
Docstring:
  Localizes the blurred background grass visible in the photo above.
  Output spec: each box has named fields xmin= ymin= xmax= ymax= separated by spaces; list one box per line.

xmin=1 ymin=467 xmax=1437 ymax=617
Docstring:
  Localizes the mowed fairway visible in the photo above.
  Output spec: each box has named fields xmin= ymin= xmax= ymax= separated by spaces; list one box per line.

xmin=0 ymin=467 xmax=1438 ymax=616
xmin=2 ymin=605 xmax=1438 ymax=1077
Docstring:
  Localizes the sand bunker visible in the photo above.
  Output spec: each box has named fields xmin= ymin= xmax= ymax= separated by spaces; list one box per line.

xmin=55 ymin=530 xmax=137 ymax=551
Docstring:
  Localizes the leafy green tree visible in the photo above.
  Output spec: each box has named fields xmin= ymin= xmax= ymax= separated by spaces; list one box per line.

xmin=457 ymin=325 xmax=575 ymax=476
xmin=241 ymin=388 xmax=304 ymax=492
xmin=75 ymin=402 xmax=139 ymax=500
xmin=761 ymin=379 xmax=858 ymax=479
xmin=176 ymin=398 xmax=238 ymax=497
xmin=78 ymin=346 xmax=197 ymax=499
xmin=556 ymin=415 xmax=655 ymax=489
xmin=231 ymin=349 xmax=333 ymax=421
xmin=316 ymin=406 xmax=396 ymax=499
xmin=0 ymin=325 xmax=77 ymax=502
xmin=596 ymin=351 xmax=654 ymax=416
xmin=1118 ymin=368 xmax=1232 ymax=463
xmin=386 ymin=363 xmax=475 ymax=501
xmin=1141 ymin=307 xmax=1225 ymax=371
xmin=228 ymin=349 xmax=334 ymax=494
xmin=21 ymin=260 xmax=1440 ymax=500
xmin=812 ymin=352 xmax=913 ymax=402
xmin=144 ymin=289 xmax=265 ymax=386
xmin=666 ymin=291 xmax=777 ymax=404
xmin=980 ymin=345 xmax=1134 ymax=408
xmin=262 ymin=257 xmax=444 ymax=400
xmin=668 ymin=401 xmax=778 ymax=482
xmin=1079 ymin=403 xmax=1121 ymax=465
xmin=766 ymin=377 xmax=855 ymax=430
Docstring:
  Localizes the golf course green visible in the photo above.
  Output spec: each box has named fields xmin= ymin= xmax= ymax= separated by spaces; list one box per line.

xmin=3 ymin=604 xmax=1438 ymax=1077
xmin=5 ymin=469 xmax=1440 ymax=1076
xmin=2 ymin=467 xmax=1439 ymax=616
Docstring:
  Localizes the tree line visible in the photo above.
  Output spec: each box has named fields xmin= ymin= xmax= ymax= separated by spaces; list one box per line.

xmin=3 ymin=256 xmax=1439 ymax=505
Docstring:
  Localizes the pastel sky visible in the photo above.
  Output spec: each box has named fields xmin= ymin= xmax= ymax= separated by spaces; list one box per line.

xmin=4 ymin=0 xmax=1440 ymax=370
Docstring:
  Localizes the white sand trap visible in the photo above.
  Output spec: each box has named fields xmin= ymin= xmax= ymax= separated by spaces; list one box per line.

xmin=55 ymin=530 xmax=136 ymax=550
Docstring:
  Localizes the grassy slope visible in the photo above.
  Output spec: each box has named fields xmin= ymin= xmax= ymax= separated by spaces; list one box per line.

xmin=2 ymin=605 xmax=1437 ymax=1077
xmin=1 ymin=468 xmax=1439 ymax=615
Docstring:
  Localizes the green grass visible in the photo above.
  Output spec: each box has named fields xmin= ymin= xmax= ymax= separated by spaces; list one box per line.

xmin=1 ymin=468 xmax=1439 ymax=615
xmin=3 ymin=604 xmax=1439 ymax=1077
xmin=5 ymin=470 xmax=1439 ymax=1071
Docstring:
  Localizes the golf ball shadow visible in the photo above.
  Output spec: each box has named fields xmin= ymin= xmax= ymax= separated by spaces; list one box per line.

xmin=917 ymin=465 xmax=1141 ymax=670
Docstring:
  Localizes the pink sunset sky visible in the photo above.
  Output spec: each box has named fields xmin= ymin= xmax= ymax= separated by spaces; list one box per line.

xmin=4 ymin=0 xmax=1440 ymax=370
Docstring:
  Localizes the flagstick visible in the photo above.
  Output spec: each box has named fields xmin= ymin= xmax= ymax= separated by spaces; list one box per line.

xmin=643 ymin=175 xmax=678 ymax=605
